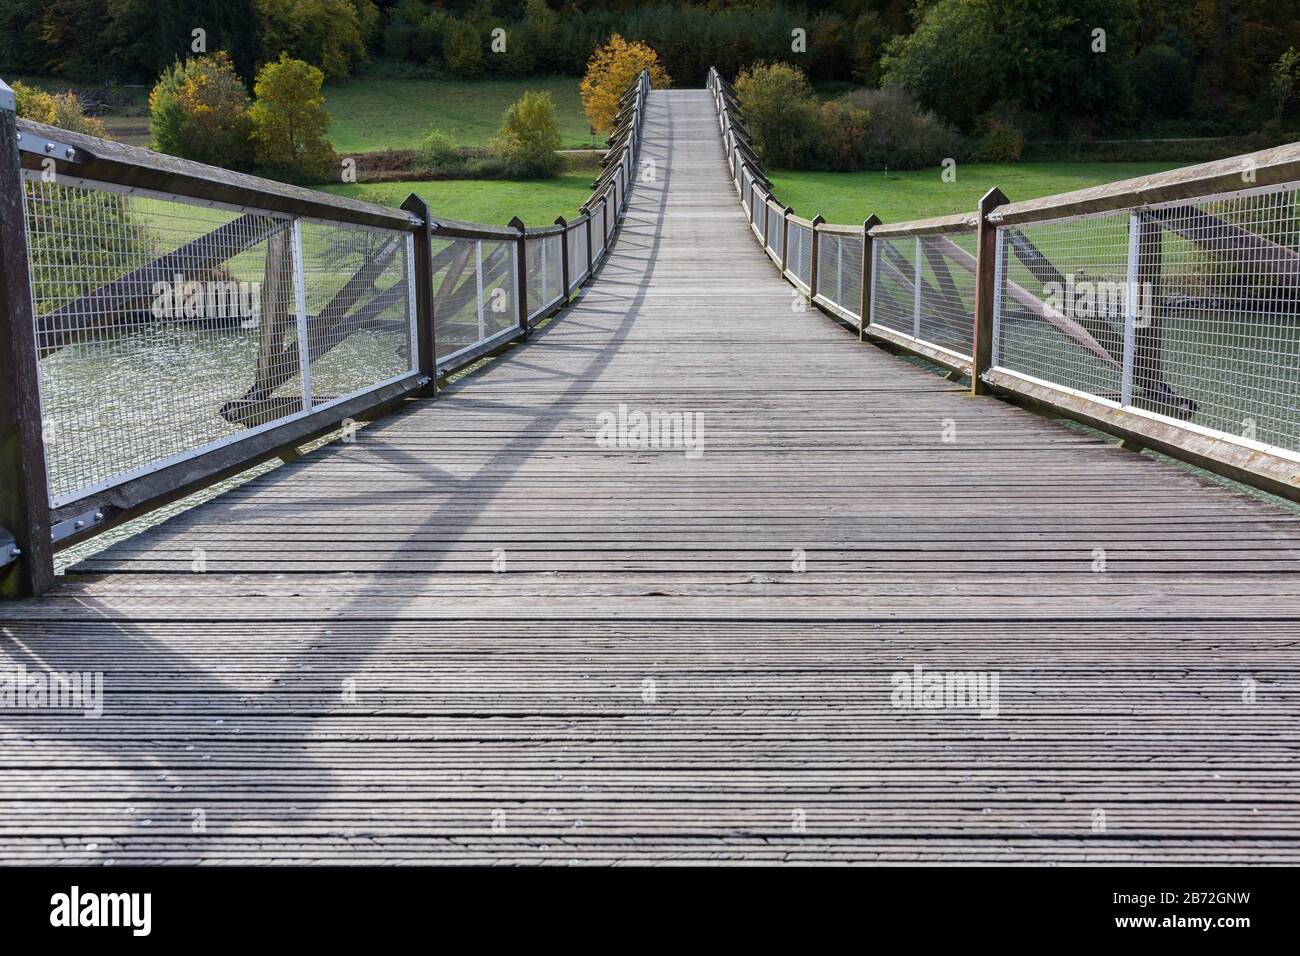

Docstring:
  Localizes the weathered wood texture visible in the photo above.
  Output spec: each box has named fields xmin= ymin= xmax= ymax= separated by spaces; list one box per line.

xmin=2 ymin=92 xmax=1300 ymax=864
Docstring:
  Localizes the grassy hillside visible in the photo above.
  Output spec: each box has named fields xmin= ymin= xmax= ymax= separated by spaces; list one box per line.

xmin=325 ymin=76 xmax=591 ymax=154
xmin=765 ymin=163 xmax=1183 ymax=225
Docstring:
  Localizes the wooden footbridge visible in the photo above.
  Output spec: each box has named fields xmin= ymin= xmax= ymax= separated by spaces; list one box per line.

xmin=2 ymin=76 xmax=1300 ymax=864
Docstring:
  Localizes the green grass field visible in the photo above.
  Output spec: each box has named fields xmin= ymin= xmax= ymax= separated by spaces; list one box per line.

xmin=766 ymin=163 xmax=1183 ymax=225
xmin=324 ymin=76 xmax=591 ymax=154
xmin=323 ymin=174 xmax=598 ymax=227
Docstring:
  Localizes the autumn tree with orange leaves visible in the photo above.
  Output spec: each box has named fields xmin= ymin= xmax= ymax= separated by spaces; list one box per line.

xmin=580 ymin=34 xmax=671 ymax=135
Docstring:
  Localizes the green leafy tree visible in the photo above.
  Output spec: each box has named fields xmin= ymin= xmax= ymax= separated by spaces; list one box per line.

xmin=253 ymin=0 xmax=374 ymax=81
xmin=1271 ymin=47 xmax=1300 ymax=122
xmin=491 ymin=90 xmax=562 ymax=178
xmin=732 ymin=62 xmax=819 ymax=168
xmin=443 ymin=19 xmax=484 ymax=78
xmin=1131 ymin=43 xmax=1194 ymax=118
xmin=149 ymin=52 xmax=254 ymax=168
xmin=882 ymin=0 xmax=1137 ymax=131
xmin=248 ymin=54 xmax=337 ymax=180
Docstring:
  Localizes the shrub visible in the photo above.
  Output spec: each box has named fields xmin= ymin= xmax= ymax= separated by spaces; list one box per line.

xmin=415 ymin=128 xmax=460 ymax=171
xmin=148 ymin=52 xmax=254 ymax=168
xmin=581 ymin=34 xmax=672 ymax=134
xmin=12 ymin=81 xmax=108 ymax=137
xmin=733 ymin=62 xmax=819 ymax=169
xmin=978 ymin=119 xmax=1025 ymax=163
xmin=840 ymin=87 xmax=967 ymax=170
xmin=443 ymin=19 xmax=484 ymax=78
xmin=491 ymin=90 xmax=562 ymax=178
xmin=815 ymin=100 xmax=870 ymax=172
xmin=249 ymin=54 xmax=337 ymax=181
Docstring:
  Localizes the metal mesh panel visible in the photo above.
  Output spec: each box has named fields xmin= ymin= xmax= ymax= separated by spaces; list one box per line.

xmin=871 ymin=236 xmax=918 ymax=337
xmin=296 ymin=220 xmax=414 ymax=408
xmin=525 ymin=233 xmax=564 ymax=320
xmin=1128 ymin=188 xmax=1300 ymax=445
xmin=788 ymin=222 xmax=813 ymax=289
xmin=914 ymin=232 xmax=977 ymax=356
xmin=765 ymin=200 xmax=784 ymax=260
xmin=605 ymin=185 xmax=617 ymax=238
xmin=740 ymin=168 xmax=752 ymax=214
xmin=816 ymin=232 xmax=864 ymax=321
xmin=431 ymin=236 xmax=516 ymax=364
xmin=566 ymin=221 xmax=589 ymax=289
xmin=993 ymin=213 xmax=1129 ymax=400
xmin=22 ymin=176 xmax=409 ymax=506
xmin=591 ymin=201 xmax=607 ymax=262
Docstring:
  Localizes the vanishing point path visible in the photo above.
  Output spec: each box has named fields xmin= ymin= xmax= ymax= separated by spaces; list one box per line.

xmin=3 ymin=90 xmax=1300 ymax=864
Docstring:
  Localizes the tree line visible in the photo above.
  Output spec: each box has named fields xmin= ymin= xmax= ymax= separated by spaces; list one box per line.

xmin=3 ymin=1 xmax=1299 ymax=137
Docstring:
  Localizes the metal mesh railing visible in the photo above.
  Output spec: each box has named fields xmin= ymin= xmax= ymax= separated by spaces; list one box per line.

xmin=870 ymin=236 xmax=917 ymax=338
xmin=591 ymin=201 xmax=607 ymax=262
xmin=22 ymin=175 xmax=415 ymax=507
xmin=567 ymin=220 xmax=589 ymax=290
xmin=430 ymin=236 xmax=517 ymax=367
xmin=815 ymin=231 xmax=864 ymax=322
xmin=993 ymin=184 xmax=1300 ymax=452
xmin=765 ymin=200 xmax=784 ymax=261
xmin=525 ymin=232 xmax=564 ymax=321
xmin=916 ymin=233 xmax=978 ymax=356
xmin=787 ymin=222 xmax=813 ymax=290
xmin=993 ymin=213 xmax=1129 ymax=399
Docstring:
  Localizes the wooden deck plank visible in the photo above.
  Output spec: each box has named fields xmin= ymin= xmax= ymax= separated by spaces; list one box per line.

xmin=2 ymin=90 xmax=1299 ymax=865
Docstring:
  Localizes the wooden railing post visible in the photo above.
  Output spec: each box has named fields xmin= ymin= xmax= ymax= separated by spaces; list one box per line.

xmin=400 ymin=193 xmax=436 ymax=394
xmin=860 ymin=214 xmax=881 ymax=339
xmin=555 ymin=216 xmax=570 ymax=297
xmin=509 ymin=216 xmax=530 ymax=337
xmin=971 ymin=188 xmax=1007 ymax=396
xmin=809 ymin=214 xmax=825 ymax=298
xmin=0 ymin=79 xmax=54 ymax=596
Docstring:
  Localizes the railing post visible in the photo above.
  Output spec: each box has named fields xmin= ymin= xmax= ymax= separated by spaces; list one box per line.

xmin=555 ymin=216 xmax=570 ymax=298
xmin=781 ymin=206 xmax=792 ymax=275
xmin=809 ymin=215 xmax=825 ymax=299
xmin=860 ymin=214 xmax=881 ymax=339
xmin=400 ymin=194 xmax=437 ymax=391
xmin=971 ymin=187 xmax=1007 ymax=396
xmin=509 ymin=216 xmax=529 ymax=338
xmin=0 ymin=79 xmax=55 ymax=596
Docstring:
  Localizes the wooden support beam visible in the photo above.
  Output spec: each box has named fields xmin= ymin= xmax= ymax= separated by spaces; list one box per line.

xmin=400 ymin=193 xmax=437 ymax=395
xmin=509 ymin=217 xmax=529 ymax=336
xmin=860 ymin=214 xmax=881 ymax=339
xmin=0 ymin=82 xmax=55 ymax=596
xmin=971 ymin=187 xmax=1007 ymax=397
xmin=555 ymin=216 xmax=570 ymax=297
xmin=808 ymin=215 xmax=825 ymax=298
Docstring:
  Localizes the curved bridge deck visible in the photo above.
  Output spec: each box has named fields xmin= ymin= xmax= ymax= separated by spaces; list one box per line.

xmin=3 ymin=90 xmax=1300 ymax=864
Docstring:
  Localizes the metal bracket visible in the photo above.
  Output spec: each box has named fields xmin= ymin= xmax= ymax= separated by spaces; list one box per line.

xmin=50 ymin=507 xmax=105 ymax=545
xmin=0 ymin=528 xmax=18 ymax=569
xmin=15 ymin=130 xmax=82 ymax=164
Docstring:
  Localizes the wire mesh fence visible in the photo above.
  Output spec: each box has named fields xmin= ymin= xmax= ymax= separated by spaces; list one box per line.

xmin=21 ymin=175 xmax=415 ymax=507
xmin=787 ymin=221 xmax=813 ymax=290
xmin=566 ymin=220 xmax=589 ymax=290
xmin=525 ymin=232 xmax=564 ymax=321
xmin=765 ymin=199 xmax=784 ymax=261
xmin=993 ymin=212 xmax=1129 ymax=399
xmin=815 ymin=231 xmax=864 ymax=322
xmin=992 ymin=184 xmax=1300 ymax=453
xmin=430 ymin=236 xmax=517 ymax=366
